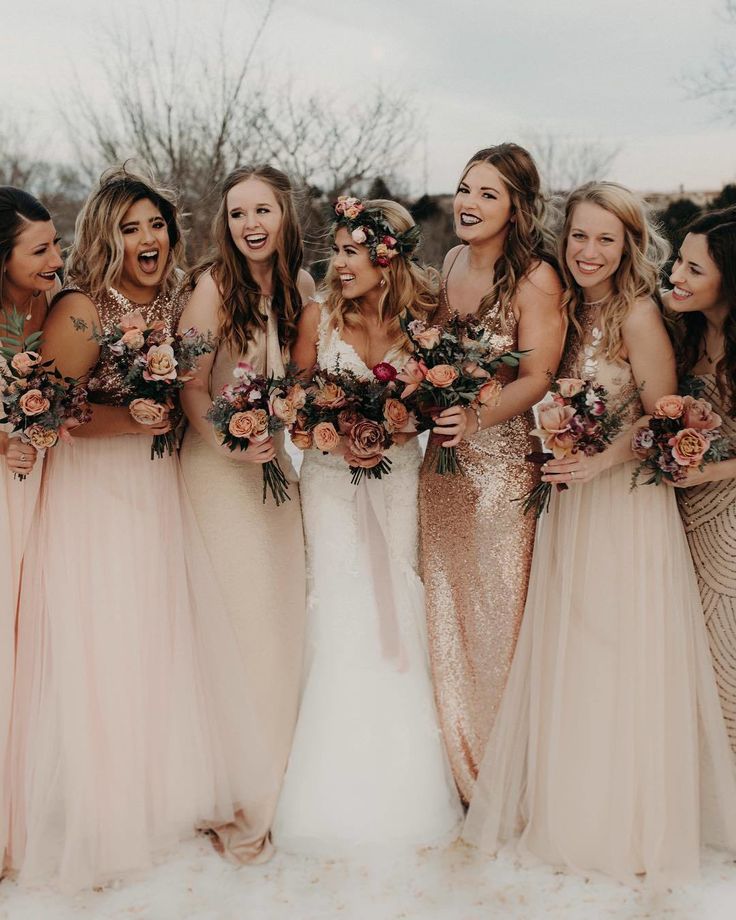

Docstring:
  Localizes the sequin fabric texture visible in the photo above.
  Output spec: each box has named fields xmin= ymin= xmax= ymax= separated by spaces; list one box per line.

xmin=418 ymin=285 xmax=541 ymax=804
xmin=677 ymin=374 xmax=736 ymax=755
xmin=64 ymin=285 xmax=185 ymax=407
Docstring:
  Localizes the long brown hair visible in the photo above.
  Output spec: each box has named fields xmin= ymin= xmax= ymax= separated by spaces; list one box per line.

xmin=673 ymin=206 xmax=736 ymax=415
xmin=0 ymin=187 xmax=52 ymax=309
xmin=324 ymin=199 xmax=437 ymax=350
xmin=559 ymin=182 xmax=670 ymax=364
xmin=66 ymin=166 xmax=184 ymax=299
xmin=189 ymin=165 xmax=304 ymax=351
xmin=459 ymin=143 xmax=556 ymax=327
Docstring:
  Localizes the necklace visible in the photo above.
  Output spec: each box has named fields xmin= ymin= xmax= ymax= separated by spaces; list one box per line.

xmin=2 ymin=291 xmax=36 ymax=322
xmin=582 ymin=295 xmax=610 ymax=307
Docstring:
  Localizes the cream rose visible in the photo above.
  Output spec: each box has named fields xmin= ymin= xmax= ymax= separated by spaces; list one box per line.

xmin=312 ymin=421 xmax=341 ymax=452
xmin=670 ymin=428 xmax=710 ymax=467
xmin=129 ymin=398 xmax=168 ymax=426
xmin=25 ymin=424 xmax=58 ymax=449
xmin=271 ymin=395 xmax=298 ymax=425
xmin=531 ymin=399 xmax=577 ymax=459
xmin=19 ymin=389 xmax=50 ymax=417
xmin=143 ymin=344 xmax=177 ymax=382
xmin=121 ymin=329 xmax=145 ymax=350
xmin=556 ymin=378 xmax=585 ymax=398
xmin=478 ymin=378 xmax=503 ymax=408
xmin=654 ymin=395 xmax=685 ymax=419
xmin=10 ymin=351 xmax=41 ymax=376
xmin=425 ymin=364 xmax=458 ymax=388
xmin=413 ymin=327 xmax=442 ymax=350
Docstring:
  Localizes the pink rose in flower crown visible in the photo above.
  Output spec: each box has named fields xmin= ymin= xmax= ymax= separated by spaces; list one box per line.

xmin=396 ymin=357 xmax=428 ymax=398
xmin=351 ymin=227 xmax=368 ymax=244
xmin=425 ymin=364 xmax=459 ymax=388
xmin=556 ymin=378 xmax=586 ymax=398
xmin=18 ymin=389 xmax=50 ymax=417
xmin=372 ymin=362 xmax=398 ymax=383
xmin=312 ymin=421 xmax=341 ymax=452
xmin=129 ymin=397 xmax=168 ymax=426
xmin=478 ymin=378 xmax=503 ymax=408
xmin=314 ymin=381 xmax=347 ymax=409
xmin=414 ymin=327 xmax=442 ymax=350
xmin=681 ymin=395 xmax=722 ymax=432
xmin=143 ymin=343 xmax=177 ymax=381
xmin=336 ymin=196 xmax=364 ymax=220
xmin=10 ymin=351 xmax=41 ymax=376
xmin=382 ymin=235 xmax=397 ymax=248
xmin=669 ymin=428 xmax=710 ymax=467
xmin=654 ymin=395 xmax=685 ymax=419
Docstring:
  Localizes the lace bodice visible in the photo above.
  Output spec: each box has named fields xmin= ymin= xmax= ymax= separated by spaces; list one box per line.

xmin=63 ymin=285 xmax=185 ymax=407
xmin=559 ymin=304 xmax=643 ymax=426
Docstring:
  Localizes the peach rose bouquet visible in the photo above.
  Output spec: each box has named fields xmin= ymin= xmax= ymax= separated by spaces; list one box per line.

xmin=288 ymin=362 xmax=416 ymax=485
xmin=630 ymin=383 xmax=731 ymax=487
xmin=520 ymin=376 xmax=639 ymax=517
xmin=74 ymin=310 xmax=213 ymax=459
xmin=398 ymin=311 xmax=523 ymax=474
xmin=1 ymin=309 xmax=90 ymax=479
xmin=206 ymin=364 xmax=303 ymax=505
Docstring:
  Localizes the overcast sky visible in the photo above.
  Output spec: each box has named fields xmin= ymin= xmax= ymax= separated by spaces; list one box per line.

xmin=3 ymin=0 xmax=736 ymax=194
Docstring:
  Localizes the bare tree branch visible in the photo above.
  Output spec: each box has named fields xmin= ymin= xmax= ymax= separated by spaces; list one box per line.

xmin=682 ymin=0 xmax=736 ymax=122
xmin=525 ymin=131 xmax=622 ymax=192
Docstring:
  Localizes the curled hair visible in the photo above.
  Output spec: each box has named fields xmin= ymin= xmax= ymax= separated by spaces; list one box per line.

xmin=189 ymin=165 xmax=304 ymax=351
xmin=324 ymin=199 xmax=437 ymax=350
xmin=66 ymin=165 xmax=184 ymax=299
xmin=559 ymin=182 xmax=670 ymax=363
xmin=0 ymin=186 xmax=51 ymax=306
xmin=459 ymin=143 xmax=556 ymax=328
xmin=672 ymin=205 xmax=736 ymax=415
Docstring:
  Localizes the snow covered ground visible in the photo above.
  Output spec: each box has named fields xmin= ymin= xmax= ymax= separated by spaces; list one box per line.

xmin=2 ymin=837 xmax=736 ymax=920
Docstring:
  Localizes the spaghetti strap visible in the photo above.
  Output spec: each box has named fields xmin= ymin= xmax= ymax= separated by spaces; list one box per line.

xmin=444 ymin=246 xmax=464 ymax=283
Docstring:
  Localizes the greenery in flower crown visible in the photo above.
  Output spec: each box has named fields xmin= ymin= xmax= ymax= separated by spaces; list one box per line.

xmin=332 ymin=196 xmax=421 ymax=267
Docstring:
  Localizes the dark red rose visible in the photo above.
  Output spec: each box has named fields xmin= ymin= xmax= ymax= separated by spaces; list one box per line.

xmin=372 ymin=362 xmax=397 ymax=383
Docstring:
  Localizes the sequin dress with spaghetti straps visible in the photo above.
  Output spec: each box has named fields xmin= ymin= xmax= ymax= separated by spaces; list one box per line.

xmin=418 ymin=250 xmax=541 ymax=803
xmin=677 ymin=374 xmax=736 ymax=756
xmin=464 ymin=304 xmax=736 ymax=885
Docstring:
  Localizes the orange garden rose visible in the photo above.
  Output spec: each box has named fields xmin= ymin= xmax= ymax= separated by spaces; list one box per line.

xmin=25 ymin=424 xmax=59 ymax=449
xmin=291 ymin=427 xmax=313 ymax=450
xmin=383 ymin=398 xmax=411 ymax=432
xmin=312 ymin=421 xmax=341 ymax=452
xmin=477 ymin=379 xmax=503 ymax=407
xmin=425 ymin=364 xmax=458 ymax=388
xmin=286 ymin=383 xmax=307 ymax=410
xmin=129 ymin=398 xmax=168 ymax=426
xmin=314 ymin=382 xmax=347 ymax=409
xmin=669 ymin=428 xmax=710 ymax=467
xmin=653 ymin=395 xmax=685 ymax=419
xmin=143 ymin=344 xmax=177 ymax=382
xmin=18 ymin=389 xmax=50 ymax=417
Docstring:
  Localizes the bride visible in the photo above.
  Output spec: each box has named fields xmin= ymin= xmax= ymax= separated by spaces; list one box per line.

xmin=272 ymin=198 xmax=462 ymax=850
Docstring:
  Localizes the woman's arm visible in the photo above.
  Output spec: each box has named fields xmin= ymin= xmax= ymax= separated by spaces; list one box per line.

xmin=298 ymin=269 xmax=316 ymax=303
xmin=43 ymin=292 xmax=171 ymax=439
xmin=290 ymin=299 xmax=321 ymax=378
xmin=436 ymin=261 xmax=565 ymax=447
xmin=178 ymin=271 xmax=275 ymax=464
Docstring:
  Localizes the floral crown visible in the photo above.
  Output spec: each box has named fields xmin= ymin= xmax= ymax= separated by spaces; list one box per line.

xmin=333 ymin=196 xmax=421 ymax=267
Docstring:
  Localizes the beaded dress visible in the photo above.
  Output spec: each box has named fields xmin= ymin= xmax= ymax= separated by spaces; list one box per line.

xmin=418 ymin=268 xmax=540 ymax=804
xmin=464 ymin=304 xmax=736 ymax=885
xmin=677 ymin=375 xmax=736 ymax=756
xmin=7 ymin=286 xmax=257 ymax=892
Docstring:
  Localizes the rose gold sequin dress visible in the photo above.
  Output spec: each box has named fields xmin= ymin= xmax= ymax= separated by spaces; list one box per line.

xmin=8 ymin=286 xmax=257 ymax=892
xmin=678 ymin=375 xmax=736 ymax=756
xmin=418 ymin=280 xmax=540 ymax=804
xmin=464 ymin=304 xmax=736 ymax=885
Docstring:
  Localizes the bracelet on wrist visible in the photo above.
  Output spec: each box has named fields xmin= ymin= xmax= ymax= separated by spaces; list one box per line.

xmin=471 ymin=402 xmax=483 ymax=434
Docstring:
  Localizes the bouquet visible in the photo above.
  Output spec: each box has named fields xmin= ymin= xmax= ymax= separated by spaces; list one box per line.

xmin=75 ymin=311 xmax=213 ymax=459
xmin=290 ymin=361 xmax=416 ymax=484
xmin=397 ymin=312 xmax=522 ymax=474
xmin=207 ymin=363 xmax=304 ymax=505
xmin=630 ymin=391 xmax=731 ymax=487
xmin=520 ymin=377 xmax=638 ymax=517
xmin=1 ymin=309 xmax=90 ymax=479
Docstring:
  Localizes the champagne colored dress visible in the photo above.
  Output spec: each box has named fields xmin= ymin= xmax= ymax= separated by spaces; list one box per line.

xmin=463 ymin=304 xmax=736 ymax=885
xmin=418 ymin=274 xmax=540 ymax=804
xmin=8 ymin=286 xmax=257 ymax=893
xmin=677 ymin=374 xmax=736 ymax=754
xmin=179 ymin=298 xmax=306 ymax=862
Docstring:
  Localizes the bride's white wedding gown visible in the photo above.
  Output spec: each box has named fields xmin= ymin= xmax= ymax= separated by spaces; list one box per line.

xmin=272 ymin=310 xmax=462 ymax=851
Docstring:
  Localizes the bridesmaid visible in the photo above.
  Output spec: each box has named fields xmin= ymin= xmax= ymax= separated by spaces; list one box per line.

xmin=0 ymin=188 xmax=62 ymax=870
xmin=418 ymin=143 xmax=565 ymax=803
xmin=7 ymin=168 xmax=254 ymax=892
xmin=179 ymin=165 xmax=313 ymax=862
xmin=464 ymin=182 xmax=736 ymax=885
xmin=666 ymin=206 xmax=736 ymax=753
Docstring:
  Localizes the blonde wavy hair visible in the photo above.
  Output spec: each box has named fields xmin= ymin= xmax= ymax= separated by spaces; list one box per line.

xmin=324 ymin=199 xmax=437 ymax=350
xmin=66 ymin=165 xmax=184 ymax=299
xmin=460 ymin=144 xmax=557 ymax=330
xmin=560 ymin=182 xmax=670 ymax=363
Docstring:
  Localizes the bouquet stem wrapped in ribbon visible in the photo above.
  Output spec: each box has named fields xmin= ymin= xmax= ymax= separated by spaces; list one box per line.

xmin=1 ymin=309 xmax=90 ymax=479
xmin=397 ymin=312 xmax=523 ymax=475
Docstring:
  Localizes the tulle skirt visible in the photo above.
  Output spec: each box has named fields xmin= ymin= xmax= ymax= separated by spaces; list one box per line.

xmin=7 ymin=434 xmax=261 ymax=892
xmin=463 ymin=461 xmax=736 ymax=887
